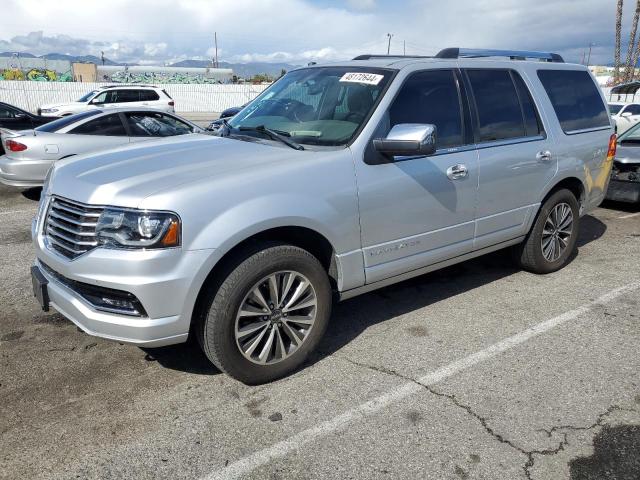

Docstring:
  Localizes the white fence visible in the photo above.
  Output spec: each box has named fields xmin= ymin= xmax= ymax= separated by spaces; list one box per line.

xmin=0 ymin=81 xmax=268 ymax=114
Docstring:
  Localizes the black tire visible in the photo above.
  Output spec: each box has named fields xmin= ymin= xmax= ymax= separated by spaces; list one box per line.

xmin=514 ymin=189 xmax=580 ymax=274
xmin=196 ymin=244 xmax=332 ymax=384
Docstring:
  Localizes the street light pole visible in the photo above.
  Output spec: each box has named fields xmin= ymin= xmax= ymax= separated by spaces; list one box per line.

xmin=387 ymin=33 xmax=393 ymax=55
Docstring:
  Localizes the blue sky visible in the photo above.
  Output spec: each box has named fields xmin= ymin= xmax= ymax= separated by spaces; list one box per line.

xmin=0 ymin=0 xmax=636 ymax=66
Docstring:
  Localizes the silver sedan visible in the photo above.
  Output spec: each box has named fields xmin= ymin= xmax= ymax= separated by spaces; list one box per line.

xmin=0 ymin=108 xmax=204 ymax=187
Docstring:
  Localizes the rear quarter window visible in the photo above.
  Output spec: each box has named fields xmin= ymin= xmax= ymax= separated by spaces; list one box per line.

xmin=537 ymin=69 xmax=609 ymax=133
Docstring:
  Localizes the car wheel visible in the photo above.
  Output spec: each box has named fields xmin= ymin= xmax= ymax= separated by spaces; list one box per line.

xmin=515 ymin=188 xmax=580 ymax=274
xmin=197 ymin=244 xmax=332 ymax=384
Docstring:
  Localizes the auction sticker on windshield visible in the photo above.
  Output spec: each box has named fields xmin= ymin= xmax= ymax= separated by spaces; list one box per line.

xmin=339 ymin=72 xmax=384 ymax=85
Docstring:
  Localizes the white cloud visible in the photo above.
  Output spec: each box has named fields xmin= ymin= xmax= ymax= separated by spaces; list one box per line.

xmin=0 ymin=0 xmax=636 ymax=66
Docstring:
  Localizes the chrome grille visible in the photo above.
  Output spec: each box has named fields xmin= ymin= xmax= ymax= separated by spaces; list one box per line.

xmin=43 ymin=197 xmax=103 ymax=259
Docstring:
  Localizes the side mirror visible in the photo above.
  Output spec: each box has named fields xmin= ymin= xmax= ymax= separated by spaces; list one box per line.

xmin=621 ymin=111 xmax=633 ymax=118
xmin=373 ymin=124 xmax=437 ymax=158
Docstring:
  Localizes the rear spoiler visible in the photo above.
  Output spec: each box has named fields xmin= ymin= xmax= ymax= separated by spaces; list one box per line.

xmin=0 ymin=128 xmax=24 ymax=139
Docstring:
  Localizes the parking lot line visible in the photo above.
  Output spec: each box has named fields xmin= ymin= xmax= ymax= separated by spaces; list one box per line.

xmin=618 ymin=212 xmax=640 ymax=219
xmin=0 ymin=209 xmax=34 ymax=216
xmin=202 ymin=282 xmax=640 ymax=480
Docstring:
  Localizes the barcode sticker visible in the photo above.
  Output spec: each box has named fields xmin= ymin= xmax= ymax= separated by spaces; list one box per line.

xmin=339 ymin=72 xmax=384 ymax=85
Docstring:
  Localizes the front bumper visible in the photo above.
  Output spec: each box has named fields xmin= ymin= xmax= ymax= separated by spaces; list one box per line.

xmin=606 ymin=178 xmax=640 ymax=203
xmin=33 ymin=215 xmax=215 ymax=347
xmin=0 ymin=154 xmax=52 ymax=187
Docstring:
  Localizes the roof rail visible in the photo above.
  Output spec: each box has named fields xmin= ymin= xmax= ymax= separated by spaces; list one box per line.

xmin=101 ymin=84 xmax=159 ymax=89
xmin=352 ymin=54 xmax=431 ymax=60
xmin=435 ymin=48 xmax=564 ymax=63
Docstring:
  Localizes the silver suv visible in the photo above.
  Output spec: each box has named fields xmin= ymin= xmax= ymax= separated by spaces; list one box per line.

xmin=31 ymin=48 xmax=616 ymax=384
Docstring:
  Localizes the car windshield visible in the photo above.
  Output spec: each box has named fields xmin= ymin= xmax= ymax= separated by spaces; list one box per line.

xmin=77 ymin=90 xmax=98 ymax=102
xmin=608 ymin=104 xmax=624 ymax=115
xmin=35 ymin=110 xmax=102 ymax=133
xmin=618 ymin=121 xmax=640 ymax=143
xmin=226 ymin=67 xmax=394 ymax=146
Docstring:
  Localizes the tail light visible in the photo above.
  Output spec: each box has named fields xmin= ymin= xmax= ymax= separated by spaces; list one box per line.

xmin=168 ymin=101 xmax=175 ymax=107
xmin=607 ymin=133 xmax=617 ymax=161
xmin=6 ymin=140 xmax=28 ymax=152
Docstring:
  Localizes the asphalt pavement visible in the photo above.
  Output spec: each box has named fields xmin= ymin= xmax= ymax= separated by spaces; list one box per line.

xmin=0 ymin=183 xmax=639 ymax=480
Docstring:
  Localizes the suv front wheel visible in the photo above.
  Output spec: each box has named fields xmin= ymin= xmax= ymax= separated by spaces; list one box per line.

xmin=515 ymin=188 xmax=580 ymax=274
xmin=197 ymin=244 xmax=332 ymax=384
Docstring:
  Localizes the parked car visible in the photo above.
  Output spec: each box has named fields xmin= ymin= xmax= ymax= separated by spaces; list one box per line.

xmin=0 ymin=102 xmax=56 ymax=155
xmin=609 ymin=101 xmax=640 ymax=134
xmin=0 ymin=108 xmax=202 ymax=187
xmin=206 ymin=104 xmax=245 ymax=131
xmin=31 ymin=48 xmax=615 ymax=384
xmin=38 ymin=85 xmax=175 ymax=117
xmin=606 ymin=121 xmax=640 ymax=204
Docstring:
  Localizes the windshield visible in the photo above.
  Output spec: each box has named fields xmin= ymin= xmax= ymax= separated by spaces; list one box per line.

xmin=618 ymin=121 xmax=640 ymax=143
xmin=609 ymin=104 xmax=624 ymax=115
xmin=35 ymin=110 xmax=102 ymax=133
xmin=77 ymin=90 xmax=98 ymax=102
xmin=226 ymin=67 xmax=394 ymax=146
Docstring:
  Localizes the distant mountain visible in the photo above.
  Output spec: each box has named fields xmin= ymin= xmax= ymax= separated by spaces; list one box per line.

xmin=170 ymin=59 xmax=301 ymax=78
xmin=41 ymin=53 xmax=121 ymax=65
xmin=0 ymin=51 xmax=122 ymax=65
xmin=0 ymin=51 xmax=301 ymax=77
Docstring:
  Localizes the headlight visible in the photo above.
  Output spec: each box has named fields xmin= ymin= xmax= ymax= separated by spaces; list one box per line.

xmin=41 ymin=108 xmax=59 ymax=113
xmin=96 ymin=208 xmax=181 ymax=249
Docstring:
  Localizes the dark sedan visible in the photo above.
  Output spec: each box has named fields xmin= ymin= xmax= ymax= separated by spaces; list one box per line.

xmin=206 ymin=105 xmax=244 ymax=131
xmin=0 ymin=102 xmax=56 ymax=154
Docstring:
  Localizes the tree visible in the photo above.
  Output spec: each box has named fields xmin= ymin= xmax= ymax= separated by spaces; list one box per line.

xmin=615 ymin=0 xmax=624 ymax=83
xmin=623 ymin=0 xmax=640 ymax=82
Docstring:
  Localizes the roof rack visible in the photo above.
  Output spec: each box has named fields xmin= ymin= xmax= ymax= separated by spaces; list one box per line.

xmin=352 ymin=54 xmax=431 ymax=60
xmin=100 ymin=84 xmax=159 ymax=89
xmin=435 ymin=48 xmax=564 ymax=63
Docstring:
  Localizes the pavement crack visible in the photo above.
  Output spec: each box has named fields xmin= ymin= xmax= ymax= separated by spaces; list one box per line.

xmin=340 ymin=356 xmax=567 ymax=480
xmin=539 ymin=405 xmax=636 ymax=438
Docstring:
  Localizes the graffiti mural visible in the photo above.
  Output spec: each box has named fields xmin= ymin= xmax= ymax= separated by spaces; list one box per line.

xmin=0 ymin=57 xmax=73 ymax=82
xmin=97 ymin=66 xmax=233 ymax=84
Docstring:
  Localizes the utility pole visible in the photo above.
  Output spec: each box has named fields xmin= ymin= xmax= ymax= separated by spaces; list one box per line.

xmin=403 ymin=40 xmax=406 ymax=56
xmin=386 ymin=33 xmax=393 ymax=55
xmin=587 ymin=42 xmax=595 ymax=66
xmin=214 ymin=32 xmax=219 ymax=68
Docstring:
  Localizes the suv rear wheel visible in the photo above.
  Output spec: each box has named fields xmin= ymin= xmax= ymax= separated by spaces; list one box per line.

xmin=515 ymin=188 xmax=580 ymax=274
xmin=197 ymin=244 xmax=332 ymax=384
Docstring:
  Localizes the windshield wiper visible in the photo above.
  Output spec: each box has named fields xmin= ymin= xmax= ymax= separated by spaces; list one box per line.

xmin=238 ymin=125 xmax=304 ymax=151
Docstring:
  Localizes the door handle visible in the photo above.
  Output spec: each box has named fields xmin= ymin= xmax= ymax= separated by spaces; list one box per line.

xmin=446 ymin=164 xmax=468 ymax=180
xmin=536 ymin=150 xmax=552 ymax=162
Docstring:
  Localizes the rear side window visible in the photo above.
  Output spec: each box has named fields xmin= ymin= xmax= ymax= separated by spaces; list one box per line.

xmin=36 ymin=111 xmax=102 ymax=132
xmin=512 ymin=73 xmax=543 ymax=137
xmin=537 ymin=70 xmax=609 ymax=133
xmin=140 ymin=90 xmax=160 ymax=101
xmin=467 ymin=69 xmax=525 ymax=142
xmin=113 ymin=90 xmax=141 ymax=103
xmin=70 ymin=114 xmax=127 ymax=136
xmin=0 ymin=105 xmax=17 ymax=118
xmin=389 ymin=69 xmax=464 ymax=148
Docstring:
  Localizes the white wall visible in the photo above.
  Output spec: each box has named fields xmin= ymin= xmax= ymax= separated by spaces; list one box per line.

xmin=0 ymin=81 xmax=268 ymax=113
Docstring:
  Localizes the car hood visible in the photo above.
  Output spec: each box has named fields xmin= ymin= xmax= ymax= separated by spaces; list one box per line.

xmin=48 ymin=134 xmax=308 ymax=207
xmin=615 ymin=143 xmax=640 ymax=164
xmin=40 ymin=102 xmax=84 ymax=110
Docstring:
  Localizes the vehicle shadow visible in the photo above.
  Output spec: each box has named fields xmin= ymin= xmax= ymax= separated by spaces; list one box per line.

xmin=600 ymin=199 xmax=640 ymax=213
xmin=569 ymin=424 xmax=640 ymax=479
xmin=144 ymin=214 xmax=607 ymax=378
xmin=21 ymin=187 xmax=42 ymax=202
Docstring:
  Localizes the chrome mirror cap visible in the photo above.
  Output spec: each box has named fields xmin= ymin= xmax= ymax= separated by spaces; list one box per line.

xmin=373 ymin=123 xmax=437 ymax=158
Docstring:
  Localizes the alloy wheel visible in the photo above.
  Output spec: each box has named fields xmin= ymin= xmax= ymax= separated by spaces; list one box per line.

xmin=541 ymin=202 xmax=573 ymax=262
xmin=234 ymin=271 xmax=317 ymax=365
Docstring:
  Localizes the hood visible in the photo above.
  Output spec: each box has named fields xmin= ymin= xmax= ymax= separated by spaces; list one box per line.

xmin=48 ymin=134 xmax=308 ymax=207
xmin=40 ymin=102 xmax=84 ymax=110
xmin=615 ymin=143 xmax=640 ymax=165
